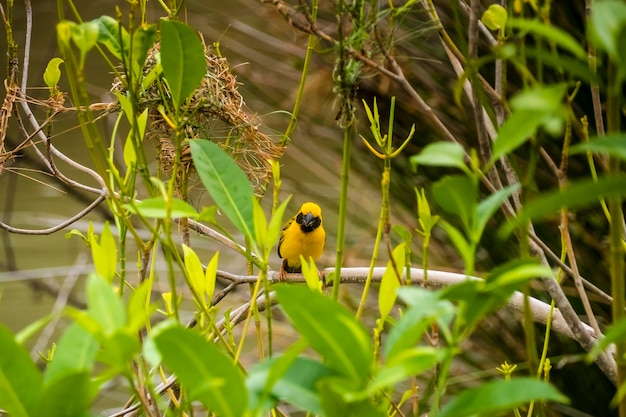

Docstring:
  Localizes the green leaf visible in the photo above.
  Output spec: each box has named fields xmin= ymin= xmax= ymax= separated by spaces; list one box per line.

xmin=98 ymin=330 xmax=140 ymax=368
xmin=44 ymin=323 xmax=98 ymax=385
xmin=433 ymin=175 xmax=477 ymax=234
xmin=410 ymin=142 xmax=468 ymax=173
xmin=43 ymin=58 xmax=64 ymax=88
xmin=492 ymin=84 xmax=567 ymax=162
xmin=183 ymin=244 xmax=207 ymax=307
xmin=86 ymin=272 xmax=125 ymax=336
xmin=503 ymin=176 xmax=626 ymax=234
xmin=508 ymin=18 xmax=586 ymax=59
xmin=439 ymin=220 xmax=473 ymax=267
xmin=70 ymin=20 xmax=100 ymax=63
xmin=589 ymin=0 xmax=626 ymax=60
xmin=123 ymin=109 xmax=148 ymax=170
xmin=275 ymin=285 xmax=373 ymax=382
xmin=267 ymin=198 xmax=291 ymax=250
xmin=588 ymin=316 xmax=626 ymax=361
xmin=130 ymin=24 xmax=157 ymax=81
xmin=484 ymin=259 xmax=553 ymax=292
xmin=319 ymin=381 xmax=386 ymax=417
xmin=247 ymin=356 xmax=336 ymax=415
xmin=91 ymin=221 xmax=117 ymax=283
xmin=36 ymin=372 xmax=92 ymax=417
xmin=204 ymin=251 xmax=219 ymax=303
xmin=384 ymin=287 xmax=455 ymax=359
xmin=126 ymin=279 xmax=157 ymax=333
xmin=368 ymin=347 xmax=447 ymax=393
xmin=190 ymin=139 xmax=256 ymax=242
xmin=95 ymin=15 xmax=130 ymax=60
xmin=0 ymin=323 xmax=43 ymax=417
xmin=125 ymin=197 xmax=199 ymax=219
xmin=481 ymin=4 xmax=507 ymax=31
xmin=152 ymin=325 xmax=247 ymax=417
xmin=439 ymin=378 xmax=568 ymax=417
xmin=379 ymin=243 xmax=405 ymax=321
xmin=473 ymin=183 xmax=519 ymax=241
xmin=160 ymin=19 xmax=206 ymax=108
xmin=571 ymin=134 xmax=626 ymax=161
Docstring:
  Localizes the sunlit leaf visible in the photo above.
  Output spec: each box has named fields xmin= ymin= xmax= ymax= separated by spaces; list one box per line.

xmin=152 ymin=324 xmax=247 ymax=417
xmin=43 ymin=58 xmax=64 ymax=89
xmin=160 ymin=19 xmax=206 ymax=108
xmin=482 ymin=4 xmax=507 ymax=31
xmin=70 ymin=20 xmax=99 ymax=64
xmin=125 ymin=197 xmax=199 ymax=219
xmin=0 ymin=324 xmax=43 ymax=417
xmin=190 ymin=140 xmax=256 ymax=242
xmin=183 ymin=244 xmax=206 ymax=307
xmin=276 ymin=285 xmax=373 ymax=382
xmin=130 ymin=24 xmax=157 ymax=81
xmin=123 ymin=109 xmax=148 ymax=170
xmin=91 ymin=221 xmax=117 ymax=283
xmin=410 ymin=142 xmax=468 ymax=173
xmin=439 ymin=378 xmax=568 ymax=417
xmin=379 ymin=243 xmax=405 ymax=321
xmin=126 ymin=279 xmax=157 ymax=333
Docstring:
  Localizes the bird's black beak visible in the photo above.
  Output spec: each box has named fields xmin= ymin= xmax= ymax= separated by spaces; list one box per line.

xmin=302 ymin=212 xmax=315 ymax=228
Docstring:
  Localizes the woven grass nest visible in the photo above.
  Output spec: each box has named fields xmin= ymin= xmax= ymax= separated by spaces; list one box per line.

xmin=112 ymin=42 xmax=283 ymax=195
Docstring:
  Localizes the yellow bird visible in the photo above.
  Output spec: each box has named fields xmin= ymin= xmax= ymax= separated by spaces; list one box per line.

xmin=277 ymin=202 xmax=326 ymax=276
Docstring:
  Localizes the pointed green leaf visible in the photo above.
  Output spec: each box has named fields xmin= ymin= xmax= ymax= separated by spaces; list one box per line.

xmin=379 ymin=243 xmax=405 ymax=321
xmin=86 ymin=272 xmax=125 ymax=336
xmin=160 ymin=19 xmax=206 ymax=107
xmin=492 ymin=84 xmax=567 ymax=162
xmin=190 ymin=139 xmax=256 ymax=242
xmin=125 ymin=197 xmax=199 ymax=219
xmin=484 ymin=259 xmax=553 ymax=292
xmin=439 ymin=378 xmax=568 ymax=417
xmin=368 ymin=347 xmax=447 ymax=393
xmin=183 ymin=244 xmax=206 ymax=307
xmin=503 ymin=176 xmax=626 ymax=234
xmin=410 ymin=142 xmax=468 ymax=172
xmin=44 ymin=323 xmax=98 ymax=385
xmin=589 ymin=1 xmax=626 ymax=60
xmin=275 ymin=285 xmax=373 ymax=382
xmin=433 ymin=175 xmax=477 ymax=234
xmin=0 ymin=324 xmax=43 ymax=417
xmin=152 ymin=325 xmax=247 ymax=417
xmin=126 ymin=279 xmax=156 ymax=333
xmin=95 ymin=15 xmax=130 ymax=60
xmin=36 ymin=372 xmax=91 ymax=417
xmin=571 ymin=134 xmax=626 ymax=161
xmin=247 ymin=356 xmax=335 ymax=416
xmin=385 ymin=287 xmax=455 ymax=359
xmin=130 ymin=24 xmax=157 ymax=81
xmin=508 ymin=18 xmax=586 ymax=59
xmin=90 ymin=221 xmax=117 ymax=283
xmin=473 ymin=183 xmax=519 ymax=241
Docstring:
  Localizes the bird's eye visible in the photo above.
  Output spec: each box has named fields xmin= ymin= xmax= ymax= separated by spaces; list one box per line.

xmin=296 ymin=212 xmax=304 ymax=224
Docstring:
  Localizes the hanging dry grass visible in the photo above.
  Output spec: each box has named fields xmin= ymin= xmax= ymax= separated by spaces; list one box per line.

xmin=112 ymin=41 xmax=283 ymax=196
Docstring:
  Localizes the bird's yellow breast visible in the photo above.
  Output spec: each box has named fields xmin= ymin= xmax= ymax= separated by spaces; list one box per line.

xmin=280 ymin=220 xmax=326 ymax=267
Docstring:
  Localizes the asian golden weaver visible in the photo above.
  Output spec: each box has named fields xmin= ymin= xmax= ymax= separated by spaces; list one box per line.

xmin=277 ymin=202 xmax=326 ymax=276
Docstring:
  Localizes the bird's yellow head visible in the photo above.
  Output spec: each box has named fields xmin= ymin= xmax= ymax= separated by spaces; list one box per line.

xmin=297 ymin=202 xmax=322 ymax=233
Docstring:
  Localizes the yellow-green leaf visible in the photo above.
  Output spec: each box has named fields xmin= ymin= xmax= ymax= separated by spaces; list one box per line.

xmin=43 ymin=57 xmax=64 ymax=89
xmin=91 ymin=222 xmax=118 ymax=283
xmin=379 ymin=243 xmax=405 ymax=321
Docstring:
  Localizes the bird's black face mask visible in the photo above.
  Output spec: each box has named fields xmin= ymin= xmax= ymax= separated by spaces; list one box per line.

xmin=297 ymin=212 xmax=321 ymax=233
